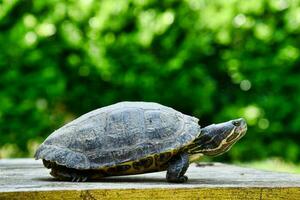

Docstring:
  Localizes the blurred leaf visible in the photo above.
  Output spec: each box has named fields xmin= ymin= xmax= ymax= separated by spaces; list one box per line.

xmin=0 ymin=0 xmax=300 ymax=164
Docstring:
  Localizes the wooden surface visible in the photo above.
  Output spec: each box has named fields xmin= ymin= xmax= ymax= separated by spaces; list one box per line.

xmin=1 ymin=159 xmax=300 ymax=199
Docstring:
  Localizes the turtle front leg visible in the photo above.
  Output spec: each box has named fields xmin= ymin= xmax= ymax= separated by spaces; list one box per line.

xmin=166 ymin=151 xmax=189 ymax=183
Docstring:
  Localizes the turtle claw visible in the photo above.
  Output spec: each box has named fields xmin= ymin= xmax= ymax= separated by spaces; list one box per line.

xmin=71 ymin=174 xmax=88 ymax=182
xmin=179 ymin=175 xmax=188 ymax=183
xmin=167 ymin=175 xmax=188 ymax=183
xmin=82 ymin=177 xmax=88 ymax=182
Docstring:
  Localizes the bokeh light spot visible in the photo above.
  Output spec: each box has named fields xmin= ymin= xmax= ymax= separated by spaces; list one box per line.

xmin=67 ymin=54 xmax=81 ymax=66
xmin=233 ymin=14 xmax=246 ymax=27
xmin=104 ymin=33 xmax=116 ymax=44
xmin=254 ymin=23 xmax=273 ymax=41
xmin=240 ymin=79 xmax=251 ymax=91
xmin=278 ymin=45 xmax=299 ymax=61
xmin=89 ymin=17 xmax=101 ymax=29
xmin=36 ymin=99 xmax=48 ymax=110
xmin=24 ymin=32 xmax=37 ymax=45
xmin=37 ymin=23 xmax=56 ymax=37
xmin=243 ymin=105 xmax=261 ymax=125
xmin=258 ymin=118 xmax=270 ymax=129
xmin=162 ymin=11 xmax=175 ymax=25
xmin=23 ymin=14 xmax=37 ymax=28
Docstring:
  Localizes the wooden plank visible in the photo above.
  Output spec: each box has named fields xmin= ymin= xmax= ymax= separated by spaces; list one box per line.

xmin=1 ymin=159 xmax=300 ymax=199
xmin=1 ymin=188 xmax=300 ymax=200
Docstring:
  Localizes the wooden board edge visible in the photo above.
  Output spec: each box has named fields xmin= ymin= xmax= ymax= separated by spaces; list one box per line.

xmin=1 ymin=187 xmax=300 ymax=200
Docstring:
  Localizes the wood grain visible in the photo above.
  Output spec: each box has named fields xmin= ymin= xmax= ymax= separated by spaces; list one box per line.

xmin=1 ymin=159 xmax=300 ymax=199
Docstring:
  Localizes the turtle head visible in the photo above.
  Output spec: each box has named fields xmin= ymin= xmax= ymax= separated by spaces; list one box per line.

xmin=189 ymin=118 xmax=247 ymax=156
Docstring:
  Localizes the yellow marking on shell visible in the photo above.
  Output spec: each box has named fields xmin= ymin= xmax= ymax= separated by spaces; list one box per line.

xmin=189 ymin=153 xmax=203 ymax=163
xmin=99 ymin=150 xmax=178 ymax=176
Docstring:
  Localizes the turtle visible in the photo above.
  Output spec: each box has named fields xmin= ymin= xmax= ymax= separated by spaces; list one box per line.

xmin=35 ymin=101 xmax=247 ymax=183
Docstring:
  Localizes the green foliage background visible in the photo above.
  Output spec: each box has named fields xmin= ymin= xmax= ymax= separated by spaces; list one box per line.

xmin=1 ymin=0 xmax=300 ymax=162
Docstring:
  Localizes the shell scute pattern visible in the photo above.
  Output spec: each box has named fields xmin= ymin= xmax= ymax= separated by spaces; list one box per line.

xmin=35 ymin=102 xmax=200 ymax=170
xmin=144 ymin=110 xmax=183 ymax=140
xmin=105 ymin=108 xmax=145 ymax=148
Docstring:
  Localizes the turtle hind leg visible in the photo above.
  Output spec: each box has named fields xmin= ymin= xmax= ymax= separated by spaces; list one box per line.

xmin=166 ymin=151 xmax=189 ymax=183
xmin=49 ymin=165 xmax=90 ymax=182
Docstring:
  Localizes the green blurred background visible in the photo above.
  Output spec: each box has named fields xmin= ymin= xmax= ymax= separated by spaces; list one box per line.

xmin=1 ymin=0 xmax=300 ymax=172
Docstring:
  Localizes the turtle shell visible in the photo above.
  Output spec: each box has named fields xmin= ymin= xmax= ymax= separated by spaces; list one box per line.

xmin=35 ymin=102 xmax=200 ymax=170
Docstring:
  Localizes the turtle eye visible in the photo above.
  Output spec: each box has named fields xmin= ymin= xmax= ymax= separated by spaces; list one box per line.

xmin=232 ymin=120 xmax=241 ymax=126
